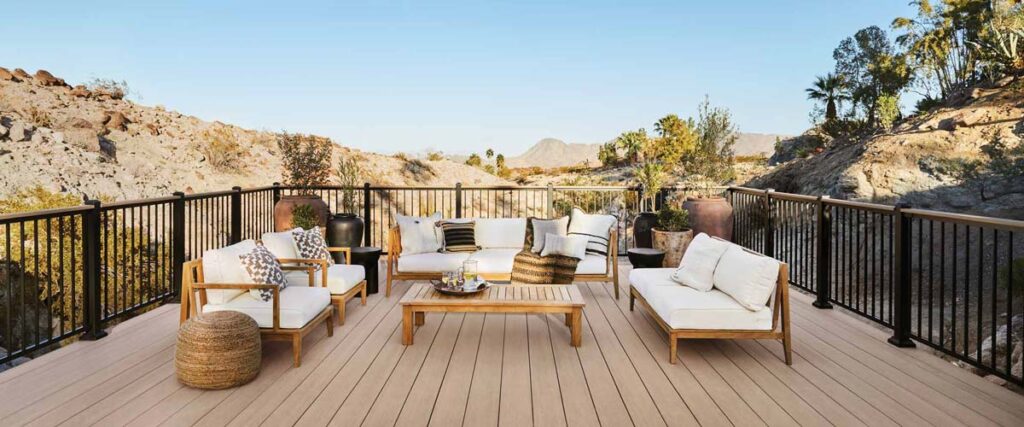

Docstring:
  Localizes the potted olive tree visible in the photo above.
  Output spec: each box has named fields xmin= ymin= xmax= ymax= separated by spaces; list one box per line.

xmin=680 ymin=97 xmax=736 ymax=240
xmin=651 ymin=205 xmax=693 ymax=267
xmin=326 ymin=153 xmax=365 ymax=249
xmin=273 ymin=133 xmax=333 ymax=231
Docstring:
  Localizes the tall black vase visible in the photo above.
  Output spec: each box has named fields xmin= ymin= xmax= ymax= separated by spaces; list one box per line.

xmin=327 ymin=213 xmax=364 ymax=262
xmin=633 ymin=212 xmax=657 ymax=248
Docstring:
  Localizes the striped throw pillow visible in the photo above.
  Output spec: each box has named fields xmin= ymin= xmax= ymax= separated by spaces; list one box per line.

xmin=438 ymin=221 xmax=478 ymax=253
xmin=567 ymin=207 xmax=617 ymax=257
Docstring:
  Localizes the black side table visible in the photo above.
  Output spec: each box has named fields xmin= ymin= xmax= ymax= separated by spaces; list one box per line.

xmin=627 ymin=248 xmax=666 ymax=269
xmin=348 ymin=247 xmax=382 ymax=294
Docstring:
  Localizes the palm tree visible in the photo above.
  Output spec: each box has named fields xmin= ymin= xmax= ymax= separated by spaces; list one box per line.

xmin=806 ymin=73 xmax=850 ymax=121
xmin=485 ymin=148 xmax=494 ymax=159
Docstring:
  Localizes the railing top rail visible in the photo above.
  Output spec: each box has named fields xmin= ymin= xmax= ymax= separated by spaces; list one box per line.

xmin=727 ymin=186 xmax=767 ymax=196
xmin=183 ymin=190 xmax=236 ymax=200
xmin=0 ymin=205 xmax=93 ymax=223
xmin=823 ymin=198 xmax=896 ymax=214
xmin=102 ymin=196 xmax=179 ymax=209
xmin=768 ymin=192 xmax=818 ymax=203
xmin=903 ymin=208 xmax=1024 ymax=231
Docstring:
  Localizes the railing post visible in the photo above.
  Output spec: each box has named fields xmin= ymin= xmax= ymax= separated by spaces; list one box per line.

xmin=81 ymin=200 xmax=108 ymax=340
xmin=763 ymin=188 xmax=775 ymax=257
xmin=813 ymin=195 xmax=833 ymax=309
xmin=171 ymin=192 xmax=186 ymax=303
xmin=272 ymin=182 xmax=282 ymax=205
xmin=889 ymin=203 xmax=917 ymax=347
xmin=454 ymin=183 xmax=463 ymax=219
xmin=656 ymin=188 xmax=668 ymax=210
xmin=230 ymin=186 xmax=242 ymax=244
xmin=363 ymin=183 xmax=372 ymax=246
xmin=546 ymin=184 xmax=554 ymax=218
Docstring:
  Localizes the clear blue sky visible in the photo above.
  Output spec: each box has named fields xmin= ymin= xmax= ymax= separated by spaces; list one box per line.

xmin=2 ymin=1 xmax=915 ymax=156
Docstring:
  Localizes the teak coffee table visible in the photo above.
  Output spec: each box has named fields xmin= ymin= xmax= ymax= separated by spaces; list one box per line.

xmin=400 ymin=283 xmax=586 ymax=346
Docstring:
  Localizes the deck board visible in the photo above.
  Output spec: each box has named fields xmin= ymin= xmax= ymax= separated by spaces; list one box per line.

xmin=2 ymin=264 xmax=1023 ymax=427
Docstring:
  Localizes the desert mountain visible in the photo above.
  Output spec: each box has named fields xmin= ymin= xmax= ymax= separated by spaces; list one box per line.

xmin=0 ymin=68 xmax=511 ymax=201
xmin=749 ymin=78 xmax=1024 ymax=220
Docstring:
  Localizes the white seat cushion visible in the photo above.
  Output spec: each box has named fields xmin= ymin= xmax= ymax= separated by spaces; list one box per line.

xmin=203 ymin=286 xmax=331 ymax=329
xmin=475 ymin=218 xmax=526 ymax=249
xmin=260 ymin=228 xmax=302 ymax=259
xmin=202 ymin=240 xmax=258 ymax=305
xmin=645 ymin=285 xmax=773 ymax=330
xmin=628 ymin=268 xmax=678 ymax=297
xmin=397 ymin=252 xmax=471 ymax=273
xmin=713 ymin=245 xmax=781 ymax=311
xmin=575 ymin=254 xmax=608 ymax=275
xmin=671 ymin=233 xmax=731 ymax=291
xmin=467 ymin=248 xmax=520 ymax=274
xmin=284 ymin=264 xmax=365 ymax=295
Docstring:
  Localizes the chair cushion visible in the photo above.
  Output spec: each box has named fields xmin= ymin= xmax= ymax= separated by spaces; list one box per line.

xmin=261 ymin=228 xmax=302 ymax=259
xmin=628 ymin=268 xmax=678 ymax=297
xmin=670 ymin=233 xmax=731 ymax=291
xmin=284 ymin=264 xmax=366 ymax=295
xmin=713 ymin=245 xmax=780 ymax=311
xmin=475 ymin=218 xmax=527 ymax=249
xmin=528 ymin=216 xmax=569 ymax=253
xmin=645 ymin=285 xmax=773 ymax=330
xmin=204 ymin=285 xmax=331 ymax=329
xmin=202 ymin=240 xmax=257 ymax=305
xmin=540 ymin=234 xmax=589 ymax=260
xmin=568 ymin=208 xmax=617 ymax=256
xmin=439 ymin=220 xmax=479 ymax=252
xmin=466 ymin=248 xmax=520 ymax=274
xmin=575 ymin=254 xmax=608 ymax=275
xmin=397 ymin=213 xmax=442 ymax=255
xmin=397 ymin=252 xmax=471 ymax=273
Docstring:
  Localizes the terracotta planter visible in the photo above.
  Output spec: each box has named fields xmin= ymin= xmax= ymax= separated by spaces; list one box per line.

xmin=273 ymin=195 xmax=330 ymax=231
xmin=683 ymin=196 xmax=734 ymax=241
xmin=651 ymin=228 xmax=694 ymax=268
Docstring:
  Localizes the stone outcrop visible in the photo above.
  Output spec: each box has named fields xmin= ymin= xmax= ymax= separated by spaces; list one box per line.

xmin=33 ymin=70 xmax=66 ymax=87
xmin=103 ymin=111 xmax=129 ymax=131
xmin=12 ymin=68 xmax=31 ymax=80
xmin=69 ymin=85 xmax=91 ymax=98
xmin=0 ymin=67 xmax=17 ymax=82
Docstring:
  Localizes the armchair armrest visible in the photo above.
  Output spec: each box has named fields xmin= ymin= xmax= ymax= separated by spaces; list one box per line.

xmin=277 ymin=258 xmax=328 ymax=287
xmin=188 ymin=282 xmax=282 ymax=329
xmin=326 ymin=247 xmax=352 ymax=264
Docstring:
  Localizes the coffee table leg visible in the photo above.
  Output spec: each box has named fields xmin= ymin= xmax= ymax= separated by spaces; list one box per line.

xmin=402 ymin=306 xmax=414 ymax=345
xmin=564 ymin=313 xmax=571 ymax=326
xmin=570 ymin=309 xmax=582 ymax=347
xmin=414 ymin=311 xmax=425 ymax=326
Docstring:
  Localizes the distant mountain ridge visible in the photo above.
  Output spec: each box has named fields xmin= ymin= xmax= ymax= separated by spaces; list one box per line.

xmin=507 ymin=133 xmax=790 ymax=168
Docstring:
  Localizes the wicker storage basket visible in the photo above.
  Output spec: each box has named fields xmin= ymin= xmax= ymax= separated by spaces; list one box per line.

xmin=176 ymin=311 xmax=261 ymax=389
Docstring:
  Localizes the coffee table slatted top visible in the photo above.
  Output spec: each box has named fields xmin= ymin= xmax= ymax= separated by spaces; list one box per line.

xmin=400 ymin=283 xmax=585 ymax=307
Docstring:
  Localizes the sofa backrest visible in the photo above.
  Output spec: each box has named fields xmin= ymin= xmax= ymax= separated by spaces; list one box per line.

xmin=261 ymin=228 xmax=302 ymax=259
xmin=474 ymin=218 xmax=527 ymax=249
xmin=201 ymin=239 xmax=257 ymax=304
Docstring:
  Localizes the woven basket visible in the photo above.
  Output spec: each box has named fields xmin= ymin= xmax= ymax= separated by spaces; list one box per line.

xmin=176 ymin=311 xmax=261 ymax=389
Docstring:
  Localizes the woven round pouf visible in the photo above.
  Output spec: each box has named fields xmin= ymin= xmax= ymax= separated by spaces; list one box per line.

xmin=176 ymin=311 xmax=261 ymax=389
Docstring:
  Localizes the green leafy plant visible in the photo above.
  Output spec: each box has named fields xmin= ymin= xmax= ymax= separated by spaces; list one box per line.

xmin=291 ymin=204 xmax=318 ymax=230
xmin=335 ymin=154 xmax=363 ymax=213
xmin=656 ymin=205 xmax=690 ymax=232
xmin=680 ymin=96 xmax=738 ymax=197
xmin=278 ymin=133 xmax=333 ymax=193
xmin=634 ymin=161 xmax=666 ymax=211
xmin=876 ymin=93 xmax=900 ymax=131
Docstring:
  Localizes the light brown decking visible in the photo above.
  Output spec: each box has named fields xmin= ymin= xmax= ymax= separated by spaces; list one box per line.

xmin=1 ymin=264 xmax=1023 ymax=427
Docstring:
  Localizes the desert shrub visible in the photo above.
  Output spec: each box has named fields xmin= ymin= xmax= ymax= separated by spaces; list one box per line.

xmin=197 ymin=125 xmax=244 ymax=170
xmin=427 ymin=151 xmax=444 ymax=161
xmin=465 ymin=153 xmax=482 ymax=167
xmin=290 ymin=204 xmax=317 ymax=230
xmin=634 ymin=161 xmax=667 ymax=210
xmin=21 ymin=106 xmax=53 ymax=128
xmin=820 ymin=117 xmax=870 ymax=140
xmin=335 ymin=154 xmax=363 ymax=213
xmin=497 ymin=167 xmax=512 ymax=179
xmin=914 ymin=96 xmax=945 ymax=115
xmin=735 ymin=154 xmax=768 ymax=164
xmin=278 ymin=133 xmax=333 ymax=191
xmin=656 ymin=205 xmax=690 ymax=232
xmin=86 ymin=78 xmax=130 ymax=100
xmin=403 ymin=158 xmax=435 ymax=178
xmin=876 ymin=94 xmax=900 ymax=131
xmin=483 ymin=164 xmax=495 ymax=174
xmin=393 ymin=152 xmax=408 ymax=161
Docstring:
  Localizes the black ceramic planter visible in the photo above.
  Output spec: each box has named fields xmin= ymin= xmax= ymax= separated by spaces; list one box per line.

xmin=327 ymin=213 xmax=364 ymax=260
xmin=632 ymin=212 xmax=657 ymax=248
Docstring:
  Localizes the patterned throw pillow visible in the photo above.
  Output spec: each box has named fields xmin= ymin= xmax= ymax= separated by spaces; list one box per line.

xmin=292 ymin=227 xmax=334 ymax=267
xmin=438 ymin=221 xmax=478 ymax=253
xmin=239 ymin=243 xmax=288 ymax=302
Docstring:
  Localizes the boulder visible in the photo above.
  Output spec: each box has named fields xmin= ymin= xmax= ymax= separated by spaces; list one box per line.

xmin=954 ymin=110 xmax=987 ymax=128
xmin=0 ymin=124 xmax=7 ymax=139
xmin=0 ymin=67 xmax=17 ymax=82
xmin=33 ymin=70 xmax=66 ymax=87
xmin=63 ymin=128 xmax=116 ymax=159
xmin=9 ymin=123 xmax=29 ymax=142
xmin=103 ymin=111 xmax=130 ymax=131
xmin=65 ymin=117 xmax=94 ymax=129
xmin=69 ymin=85 xmax=92 ymax=98
xmin=12 ymin=68 xmax=31 ymax=80
xmin=145 ymin=123 xmax=160 ymax=136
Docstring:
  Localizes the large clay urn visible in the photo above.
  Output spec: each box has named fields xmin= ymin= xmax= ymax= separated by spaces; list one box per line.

xmin=651 ymin=228 xmax=694 ymax=267
xmin=682 ymin=196 xmax=734 ymax=241
xmin=273 ymin=194 xmax=330 ymax=231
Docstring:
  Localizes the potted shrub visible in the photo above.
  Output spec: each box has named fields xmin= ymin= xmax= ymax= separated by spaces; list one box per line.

xmin=651 ymin=205 xmax=694 ymax=267
xmin=326 ymin=153 xmax=365 ymax=252
xmin=273 ymin=133 xmax=333 ymax=231
xmin=679 ymin=98 xmax=736 ymax=240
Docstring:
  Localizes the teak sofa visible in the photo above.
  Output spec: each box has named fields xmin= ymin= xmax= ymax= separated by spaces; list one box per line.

xmin=628 ymin=239 xmax=791 ymax=365
xmin=384 ymin=218 xmax=619 ymax=298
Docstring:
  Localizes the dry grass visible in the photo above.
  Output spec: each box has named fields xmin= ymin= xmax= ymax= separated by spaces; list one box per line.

xmin=196 ymin=125 xmax=245 ymax=170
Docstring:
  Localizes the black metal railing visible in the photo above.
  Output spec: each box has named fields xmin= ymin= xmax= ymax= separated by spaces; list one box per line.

xmin=727 ymin=186 xmax=1023 ymax=385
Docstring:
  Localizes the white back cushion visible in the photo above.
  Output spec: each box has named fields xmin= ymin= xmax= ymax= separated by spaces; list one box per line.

xmin=712 ymin=245 xmax=780 ymax=311
xmin=567 ymin=208 xmax=616 ymax=257
xmin=261 ymin=228 xmax=301 ymax=259
xmin=531 ymin=216 xmax=569 ymax=253
xmin=541 ymin=234 xmax=589 ymax=260
xmin=397 ymin=212 xmax=442 ymax=255
xmin=475 ymin=218 xmax=526 ymax=248
xmin=202 ymin=240 xmax=257 ymax=304
xmin=670 ymin=233 xmax=731 ymax=291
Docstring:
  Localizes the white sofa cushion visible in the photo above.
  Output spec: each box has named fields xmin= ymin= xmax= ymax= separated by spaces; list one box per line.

xmin=203 ymin=285 xmax=331 ymax=329
xmin=475 ymin=218 xmax=526 ymax=249
xmin=575 ymin=254 xmax=608 ymax=275
xmin=202 ymin=240 xmax=258 ymax=305
xmin=261 ymin=228 xmax=302 ymax=259
xmin=645 ymin=285 xmax=773 ymax=330
xmin=530 ymin=216 xmax=569 ymax=253
xmin=670 ymin=233 xmax=731 ymax=291
xmin=568 ymin=208 xmax=617 ymax=256
xmin=541 ymin=234 xmax=589 ymax=260
xmin=713 ymin=245 xmax=780 ymax=311
xmin=467 ymin=248 xmax=520 ymax=274
xmin=628 ymin=268 xmax=678 ymax=296
xmin=397 ymin=252 xmax=471 ymax=273
xmin=397 ymin=212 xmax=442 ymax=255
xmin=284 ymin=263 xmax=365 ymax=295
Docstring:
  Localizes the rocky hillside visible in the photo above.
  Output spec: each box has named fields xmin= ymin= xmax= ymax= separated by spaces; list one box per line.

xmin=0 ymin=68 xmax=510 ymax=201
xmin=749 ymin=78 xmax=1024 ymax=220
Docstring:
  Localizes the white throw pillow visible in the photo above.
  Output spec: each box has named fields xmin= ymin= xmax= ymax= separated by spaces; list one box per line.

xmin=712 ymin=245 xmax=781 ymax=311
xmin=396 ymin=213 xmax=442 ymax=255
xmin=567 ymin=208 xmax=617 ymax=257
xmin=475 ymin=218 xmax=527 ymax=248
xmin=540 ymin=234 xmax=589 ymax=260
xmin=530 ymin=216 xmax=569 ymax=253
xmin=670 ymin=233 xmax=731 ymax=291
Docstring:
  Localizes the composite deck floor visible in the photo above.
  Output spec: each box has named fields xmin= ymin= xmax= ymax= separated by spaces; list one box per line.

xmin=2 ymin=264 xmax=1023 ymax=427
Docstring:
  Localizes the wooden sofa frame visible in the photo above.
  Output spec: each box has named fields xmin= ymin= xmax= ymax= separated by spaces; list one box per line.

xmin=275 ymin=246 xmax=367 ymax=325
xmin=629 ymin=261 xmax=792 ymax=365
xmin=179 ymin=259 xmax=335 ymax=367
xmin=385 ymin=225 xmax=620 ymax=298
